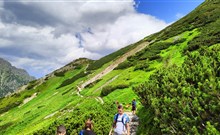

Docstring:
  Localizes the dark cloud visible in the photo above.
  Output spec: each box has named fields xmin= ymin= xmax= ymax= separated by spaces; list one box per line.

xmin=0 ymin=46 xmax=45 ymax=60
xmin=2 ymin=2 xmax=59 ymax=27
xmin=79 ymin=9 xmax=129 ymax=28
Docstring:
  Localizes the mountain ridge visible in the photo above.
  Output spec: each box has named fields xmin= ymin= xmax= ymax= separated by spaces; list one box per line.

xmin=0 ymin=57 xmax=35 ymax=97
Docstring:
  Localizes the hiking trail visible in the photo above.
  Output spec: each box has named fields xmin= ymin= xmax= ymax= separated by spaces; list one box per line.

xmin=126 ymin=112 xmax=139 ymax=135
xmin=78 ymin=42 xmax=150 ymax=91
xmin=95 ymin=97 xmax=104 ymax=104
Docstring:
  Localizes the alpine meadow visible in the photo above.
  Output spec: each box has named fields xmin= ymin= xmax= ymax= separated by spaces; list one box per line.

xmin=0 ymin=0 xmax=220 ymax=134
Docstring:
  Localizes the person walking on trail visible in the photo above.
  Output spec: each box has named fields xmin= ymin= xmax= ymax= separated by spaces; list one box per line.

xmin=112 ymin=104 xmax=130 ymax=135
xmin=79 ymin=119 xmax=96 ymax=135
xmin=56 ymin=125 xmax=66 ymax=135
xmin=115 ymin=101 xmax=119 ymax=109
xmin=132 ymin=99 xmax=137 ymax=115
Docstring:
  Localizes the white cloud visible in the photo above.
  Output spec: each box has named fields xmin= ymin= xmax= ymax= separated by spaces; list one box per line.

xmin=0 ymin=22 xmax=102 ymax=77
xmin=82 ymin=13 xmax=167 ymax=52
xmin=0 ymin=2 xmax=4 ymax=22
xmin=0 ymin=0 xmax=168 ymax=78
xmin=0 ymin=1 xmax=3 ymax=7
xmin=5 ymin=56 xmax=61 ymax=77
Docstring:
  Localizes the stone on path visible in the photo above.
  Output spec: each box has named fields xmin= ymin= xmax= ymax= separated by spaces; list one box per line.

xmin=125 ymin=112 xmax=139 ymax=135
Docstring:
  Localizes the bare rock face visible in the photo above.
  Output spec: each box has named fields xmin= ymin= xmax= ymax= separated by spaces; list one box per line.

xmin=0 ymin=57 xmax=35 ymax=97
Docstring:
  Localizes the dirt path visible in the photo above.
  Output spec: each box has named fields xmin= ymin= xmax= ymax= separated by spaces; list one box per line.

xmin=76 ymin=85 xmax=83 ymax=97
xmin=19 ymin=93 xmax=37 ymax=108
xmin=126 ymin=112 xmax=139 ymax=135
xmin=95 ymin=97 xmax=104 ymax=104
xmin=79 ymin=42 xmax=150 ymax=90
xmin=76 ymin=85 xmax=104 ymax=103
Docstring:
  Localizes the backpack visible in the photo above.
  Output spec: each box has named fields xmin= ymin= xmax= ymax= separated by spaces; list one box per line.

xmin=132 ymin=101 xmax=136 ymax=107
xmin=114 ymin=113 xmax=129 ymax=125
xmin=79 ymin=130 xmax=84 ymax=135
xmin=79 ymin=130 xmax=96 ymax=135
xmin=114 ymin=113 xmax=130 ymax=132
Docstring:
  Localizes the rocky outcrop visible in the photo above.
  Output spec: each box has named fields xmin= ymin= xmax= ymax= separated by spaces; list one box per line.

xmin=0 ymin=58 xmax=35 ymax=97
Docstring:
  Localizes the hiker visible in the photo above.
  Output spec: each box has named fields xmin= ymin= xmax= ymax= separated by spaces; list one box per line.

xmin=131 ymin=99 xmax=136 ymax=115
xmin=79 ymin=119 xmax=96 ymax=135
xmin=112 ymin=104 xmax=130 ymax=135
xmin=56 ymin=125 xmax=66 ymax=135
xmin=115 ymin=101 xmax=119 ymax=109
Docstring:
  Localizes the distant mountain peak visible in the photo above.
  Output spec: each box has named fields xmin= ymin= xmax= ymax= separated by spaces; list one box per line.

xmin=0 ymin=57 xmax=11 ymax=66
xmin=0 ymin=57 xmax=35 ymax=97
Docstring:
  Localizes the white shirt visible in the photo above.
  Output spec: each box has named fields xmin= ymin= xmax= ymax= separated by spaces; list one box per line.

xmin=114 ymin=114 xmax=127 ymax=134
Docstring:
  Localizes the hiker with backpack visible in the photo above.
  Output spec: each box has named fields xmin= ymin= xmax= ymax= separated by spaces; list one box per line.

xmin=112 ymin=104 xmax=130 ymax=135
xmin=79 ymin=119 xmax=96 ymax=135
xmin=131 ymin=99 xmax=136 ymax=115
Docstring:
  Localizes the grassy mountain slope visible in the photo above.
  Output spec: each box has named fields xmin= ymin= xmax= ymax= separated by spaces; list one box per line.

xmin=0 ymin=0 xmax=219 ymax=134
xmin=134 ymin=0 xmax=220 ymax=134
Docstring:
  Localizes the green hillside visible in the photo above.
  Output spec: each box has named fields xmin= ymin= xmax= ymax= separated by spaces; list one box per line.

xmin=0 ymin=0 xmax=220 ymax=134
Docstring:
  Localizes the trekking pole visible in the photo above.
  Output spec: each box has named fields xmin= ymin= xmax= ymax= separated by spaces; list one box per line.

xmin=109 ymin=127 xmax=112 ymax=135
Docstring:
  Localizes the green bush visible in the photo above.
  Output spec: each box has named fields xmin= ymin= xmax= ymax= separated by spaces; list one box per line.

xmin=23 ymin=94 xmax=32 ymax=99
xmin=54 ymin=70 xmax=66 ymax=77
xmin=26 ymin=80 xmax=38 ymax=90
xmin=61 ymin=88 xmax=73 ymax=95
xmin=128 ymin=41 xmax=175 ymax=63
xmin=174 ymin=38 xmax=187 ymax=44
xmin=149 ymin=55 xmax=162 ymax=61
xmin=57 ymin=71 xmax=90 ymax=89
xmin=0 ymin=122 xmax=14 ymax=134
xmin=0 ymin=101 xmax=22 ymax=114
xmin=134 ymin=46 xmax=220 ymax=134
xmin=114 ymin=61 xmax=133 ymax=70
xmin=75 ymin=65 xmax=83 ymax=69
xmin=134 ymin=61 xmax=149 ymax=71
xmin=33 ymin=100 xmax=115 ymax=135
xmin=145 ymin=67 xmax=156 ymax=72
xmin=100 ymin=84 xmax=129 ymax=97
xmin=84 ymin=79 xmax=102 ymax=88
xmin=186 ymin=20 xmax=220 ymax=52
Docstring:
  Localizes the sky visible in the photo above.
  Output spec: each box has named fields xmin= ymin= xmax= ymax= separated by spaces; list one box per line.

xmin=0 ymin=0 xmax=204 ymax=78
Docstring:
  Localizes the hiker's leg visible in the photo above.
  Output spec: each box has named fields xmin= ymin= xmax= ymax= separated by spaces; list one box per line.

xmin=114 ymin=132 xmax=125 ymax=135
xmin=113 ymin=132 xmax=119 ymax=135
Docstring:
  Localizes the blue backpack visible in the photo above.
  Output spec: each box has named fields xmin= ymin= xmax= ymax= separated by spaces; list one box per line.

xmin=114 ymin=113 xmax=130 ymax=125
xmin=79 ymin=130 xmax=84 ymax=135
xmin=132 ymin=101 xmax=136 ymax=107
xmin=79 ymin=129 xmax=96 ymax=135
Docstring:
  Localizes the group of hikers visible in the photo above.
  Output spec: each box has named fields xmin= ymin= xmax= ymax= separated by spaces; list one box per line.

xmin=56 ymin=99 xmax=137 ymax=135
